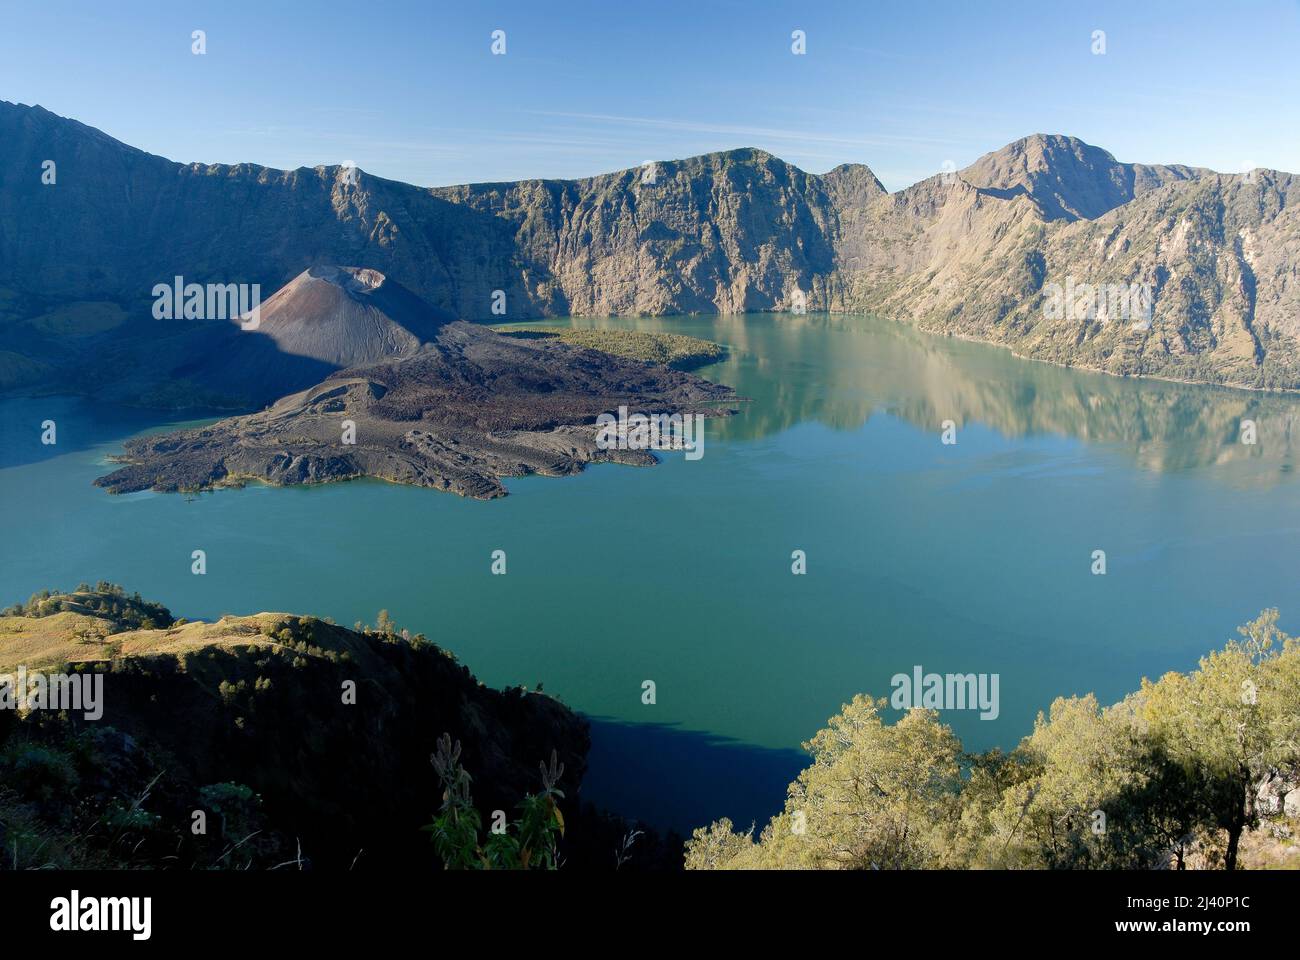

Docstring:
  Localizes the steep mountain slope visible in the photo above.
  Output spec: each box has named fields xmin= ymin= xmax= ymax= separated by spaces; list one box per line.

xmin=845 ymin=161 xmax=1300 ymax=388
xmin=433 ymin=147 xmax=877 ymax=316
xmin=3 ymin=101 xmax=1297 ymax=390
xmin=0 ymin=104 xmax=849 ymax=320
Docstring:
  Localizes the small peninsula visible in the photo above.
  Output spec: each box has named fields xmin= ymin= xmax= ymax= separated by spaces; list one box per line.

xmin=94 ymin=270 xmax=737 ymax=498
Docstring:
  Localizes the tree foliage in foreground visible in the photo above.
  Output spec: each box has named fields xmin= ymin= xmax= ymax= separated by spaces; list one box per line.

xmin=687 ymin=611 xmax=1300 ymax=870
xmin=423 ymin=734 xmax=566 ymax=870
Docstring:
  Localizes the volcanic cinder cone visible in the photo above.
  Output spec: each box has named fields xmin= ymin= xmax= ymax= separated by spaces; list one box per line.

xmin=244 ymin=265 xmax=452 ymax=366
xmin=177 ymin=265 xmax=456 ymax=405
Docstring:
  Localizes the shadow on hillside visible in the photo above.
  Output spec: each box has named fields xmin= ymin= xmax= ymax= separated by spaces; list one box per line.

xmin=582 ymin=716 xmax=807 ymax=836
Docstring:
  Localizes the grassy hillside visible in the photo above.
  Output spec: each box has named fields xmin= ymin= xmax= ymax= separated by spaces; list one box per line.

xmin=0 ymin=585 xmax=684 ymax=871
xmin=0 ymin=586 xmax=591 ymax=870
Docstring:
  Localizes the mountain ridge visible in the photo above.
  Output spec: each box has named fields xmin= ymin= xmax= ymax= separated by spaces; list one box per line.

xmin=3 ymin=101 xmax=1298 ymax=391
xmin=8 ymin=101 xmax=1269 ymax=194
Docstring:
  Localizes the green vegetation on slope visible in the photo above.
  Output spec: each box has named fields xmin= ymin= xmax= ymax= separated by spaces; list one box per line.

xmin=2 ymin=582 xmax=174 ymax=642
xmin=492 ymin=325 xmax=725 ymax=369
xmin=8 ymin=586 xmax=1294 ymax=872
xmin=0 ymin=586 xmax=588 ymax=870
xmin=687 ymin=610 xmax=1300 ymax=870
xmin=0 ymin=586 xmax=679 ymax=871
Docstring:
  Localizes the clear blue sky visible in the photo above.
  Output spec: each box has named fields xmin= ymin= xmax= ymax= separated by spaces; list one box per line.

xmin=2 ymin=0 xmax=1297 ymax=191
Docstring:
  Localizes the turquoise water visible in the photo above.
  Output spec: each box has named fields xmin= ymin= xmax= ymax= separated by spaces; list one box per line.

xmin=4 ymin=313 xmax=1300 ymax=831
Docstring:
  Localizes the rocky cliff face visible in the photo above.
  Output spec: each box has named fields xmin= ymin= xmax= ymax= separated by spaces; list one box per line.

xmin=2 ymin=101 xmax=1297 ymax=390
xmin=433 ymin=147 xmax=863 ymax=317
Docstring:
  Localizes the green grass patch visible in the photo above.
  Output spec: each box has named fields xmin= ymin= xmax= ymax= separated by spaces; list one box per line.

xmin=492 ymin=325 xmax=724 ymax=369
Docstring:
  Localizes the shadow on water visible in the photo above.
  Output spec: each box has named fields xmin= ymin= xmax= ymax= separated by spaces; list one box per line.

xmin=0 ymin=396 xmax=225 ymax=471
xmin=583 ymin=716 xmax=806 ymax=835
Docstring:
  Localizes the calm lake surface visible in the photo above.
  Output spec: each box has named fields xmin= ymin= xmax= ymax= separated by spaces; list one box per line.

xmin=4 ymin=312 xmax=1300 ymax=832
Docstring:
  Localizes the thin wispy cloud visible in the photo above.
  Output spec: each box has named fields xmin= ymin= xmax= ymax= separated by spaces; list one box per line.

xmin=7 ymin=1 xmax=1292 ymax=189
xmin=526 ymin=111 xmax=973 ymax=150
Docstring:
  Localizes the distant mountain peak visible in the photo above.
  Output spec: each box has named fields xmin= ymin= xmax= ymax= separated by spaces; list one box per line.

xmin=960 ymin=133 xmax=1206 ymax=220
xmin=1003 ymin=132 xmax=1113 ymax=161
xmin=699 ymin=146 xmax=780 ymax=162
xmin=821 ymin=161 xmax=888 ymax=198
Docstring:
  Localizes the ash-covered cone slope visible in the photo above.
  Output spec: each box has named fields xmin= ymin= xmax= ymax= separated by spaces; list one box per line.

xmin=242 ymin=265 xmax=452 ymax=366
xmin=172 ymin=265 xmax=455 ymax=406
xmin=96 ymin=321 xmax=738 ymax=499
